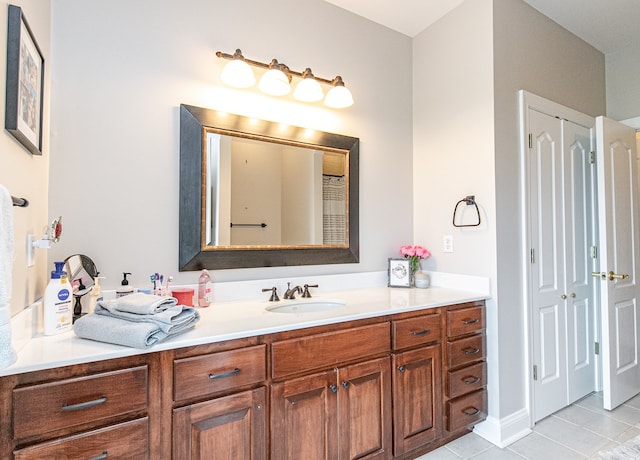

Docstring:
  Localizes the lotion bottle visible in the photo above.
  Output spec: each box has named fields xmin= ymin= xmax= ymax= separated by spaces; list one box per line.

xmin=43 ymin=262 xmax=73 ymax=335
xmin=197 ymin=269 xmax=212 ymax=307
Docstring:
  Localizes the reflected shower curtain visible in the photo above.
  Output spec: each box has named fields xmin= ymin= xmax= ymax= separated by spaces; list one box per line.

xmin=323 ymin=175 xmax=346 ymax=244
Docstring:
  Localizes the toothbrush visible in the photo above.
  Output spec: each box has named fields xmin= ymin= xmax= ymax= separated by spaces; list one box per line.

xmin=166 ymin=276 xmax=173 ymax=295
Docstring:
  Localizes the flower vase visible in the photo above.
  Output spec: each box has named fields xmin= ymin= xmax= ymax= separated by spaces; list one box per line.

xmin=414 ymin=271 xmax=430 ymax=288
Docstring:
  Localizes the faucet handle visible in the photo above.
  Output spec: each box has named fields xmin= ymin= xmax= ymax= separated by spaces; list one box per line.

xmin=262 ymin=287 xmax=279 ymax=302
xmin=302 ymin=284 xmax=319 ymax=298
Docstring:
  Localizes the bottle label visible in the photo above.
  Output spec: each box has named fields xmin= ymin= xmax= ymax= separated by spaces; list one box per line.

xmin=58 ymin=289 xmax=70 ymax=302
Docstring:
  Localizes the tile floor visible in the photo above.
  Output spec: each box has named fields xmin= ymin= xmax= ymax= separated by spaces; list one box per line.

xmin=417 ymin=392 xmax=640 ymax=459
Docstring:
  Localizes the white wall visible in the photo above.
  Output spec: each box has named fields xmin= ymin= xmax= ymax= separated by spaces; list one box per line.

xmin=48 ymin=0 xmax=414 ymax=291
xmin=0 ymin=0 xmax=51 ymax=316
xmin=606 ymin=43 xmax=640 ymax=121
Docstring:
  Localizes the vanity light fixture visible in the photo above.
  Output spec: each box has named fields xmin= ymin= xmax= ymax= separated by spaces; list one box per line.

xmin=216 ymin=49 xmax=354 ymax=108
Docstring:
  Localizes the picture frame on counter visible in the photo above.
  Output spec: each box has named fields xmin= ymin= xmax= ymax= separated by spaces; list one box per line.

xmin=388 ymin=258 xmax=411 ymax=287
xmin=4 ymin=4 xmax=44 ymax=156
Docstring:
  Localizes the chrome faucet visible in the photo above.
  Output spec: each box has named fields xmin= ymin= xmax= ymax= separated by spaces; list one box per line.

xmin=262 ymin=286 xmax=279 ymax=302
xmin=284 ymin=282 xmax=303 ymax=300
xmin=302 ymin=284 xmax=319 ymax=298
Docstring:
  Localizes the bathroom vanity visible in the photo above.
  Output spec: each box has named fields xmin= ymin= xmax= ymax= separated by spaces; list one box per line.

xmin=0 ymin=287 xmax=487 ymax=459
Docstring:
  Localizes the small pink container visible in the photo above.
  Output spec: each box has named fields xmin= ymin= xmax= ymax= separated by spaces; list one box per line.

xmin=172 ymin=288 xmax=194 ymax=306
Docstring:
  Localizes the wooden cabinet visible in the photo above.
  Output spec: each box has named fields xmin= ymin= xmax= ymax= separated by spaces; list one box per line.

xmin=173 ymin=387 xmax=266 ymax=459
xmin=0 ymin=299 xmax=487 ymax=460
xmin=270 ymin=322 xmax=392 ymax=460
xmin=444 ymin=302 xmax=487 ymax=434
xmin=391 ymin=311 xmax=442 ymax=457
xmin=170 ymin=340 xmax=267 ymax=460
xmin=0 ymin=354 xmax=161 ymax=460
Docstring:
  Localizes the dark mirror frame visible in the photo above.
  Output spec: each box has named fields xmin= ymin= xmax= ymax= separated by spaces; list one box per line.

xmin=179 ymin=104 xmax=360 ymax=271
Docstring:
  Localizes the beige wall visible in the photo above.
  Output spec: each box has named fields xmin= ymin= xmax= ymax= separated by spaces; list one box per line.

xmin=47 ymin=0 xmax=414 ymax=290
xmin=606 ymin=43 xmax=640 ymax=121
xmin=413 ymin=0 xmax=606 ymax=439
xmin=0 ymin=0 xmax=51 ymax=316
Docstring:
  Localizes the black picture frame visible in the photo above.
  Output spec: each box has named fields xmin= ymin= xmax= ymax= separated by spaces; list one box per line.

xmin=5 ymin=4 xmax=44 ymax=155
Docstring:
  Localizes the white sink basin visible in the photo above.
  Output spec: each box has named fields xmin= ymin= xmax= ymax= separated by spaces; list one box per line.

xmin=265 ymin=299 xmax=346 ymax=314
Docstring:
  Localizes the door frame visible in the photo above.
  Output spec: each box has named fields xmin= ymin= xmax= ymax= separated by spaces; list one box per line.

xmin=519 ymin=90 xmax=600 ymax=426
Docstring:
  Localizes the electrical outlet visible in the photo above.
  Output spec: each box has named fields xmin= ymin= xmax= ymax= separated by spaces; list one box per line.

xmin=443 ymin=235 xmax=454 ymax=253
xmin=27 ymin=234 xmax=35 ymax=267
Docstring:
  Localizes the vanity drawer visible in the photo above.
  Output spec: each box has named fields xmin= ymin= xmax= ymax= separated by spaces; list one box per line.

xmin=271 ymin=322 xmax=390 ymax=379
xmin=447 ymin=304 xmax=484 ymax=338
xmin=174 ymin=344 xmax=266 ymax=402
xmin=392 ymin=312 xmax=441 ymax=350
xmin=447 ymin=334 xmax=485 ymax=369
xmin=446 ymin=389 xmax=487 ymax=432
xmin=13 ymin=417 xmax=148 ymax=460
xmin=13 ymin=366 xmax=148 ymax=441
xmin=447 ymin=361 xmax=487 ymax=399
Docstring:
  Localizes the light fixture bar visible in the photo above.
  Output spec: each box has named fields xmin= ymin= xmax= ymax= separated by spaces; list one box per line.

xmin=216 ymin=50 xmax=336 ymax=85
xmin=216 ymin=49 xmax=354 ymax=108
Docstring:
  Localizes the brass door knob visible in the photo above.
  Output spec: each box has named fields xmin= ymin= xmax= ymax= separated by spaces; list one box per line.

xmin=561 ymin=294 xmax=567 ymax=300
xmin=608 ymin=271 xmax=630 ymax=281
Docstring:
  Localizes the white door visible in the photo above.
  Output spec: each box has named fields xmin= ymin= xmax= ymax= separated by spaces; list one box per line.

xmin=529 ymin=110 xmax=596 ymax=421
xmin=596 ymin=116 xmax=640 ymax=410
xmin=529 ymin=109 xmax=568 ymax=420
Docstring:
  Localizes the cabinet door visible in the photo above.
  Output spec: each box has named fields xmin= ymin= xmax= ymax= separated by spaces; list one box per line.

xmin=338 ymin=357 xmax=392 ymax=460
xmin=173 ymin=387 xmax=266 ymax=460
xmin=392 ymin=344 xmax=441 ymax=456
xmin=271 ymin=371 xmax=338 ymax=460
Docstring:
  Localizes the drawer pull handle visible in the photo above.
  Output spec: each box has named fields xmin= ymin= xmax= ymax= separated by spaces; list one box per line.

xmin=463 ymin=347 xmax=480 ymax=355
xmin=61 ymin=396 xmax=107 ymax=412
xmin=463 ymin=376 xmax=480 ymax=385
xmin=88 ymin=451 xmax=108 ymax=460
xmin=463 ymin=407 xmax=481 ymax=416
xmin=411 ymin=329 xmax=431 ymax=336
xmin=329 ymin=384 xmax=338 ymax=393
xmin=398 ymin=365 xmax=406 ymax=373
xmin=463 ymin=318 xmax=479 ymax=325
xmin=209 ymin=368 xmax=241 ymax=380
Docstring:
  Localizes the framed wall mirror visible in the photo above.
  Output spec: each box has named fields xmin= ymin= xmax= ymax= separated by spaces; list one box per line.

xmin=179 ymin=104 xmax=359 ymax=270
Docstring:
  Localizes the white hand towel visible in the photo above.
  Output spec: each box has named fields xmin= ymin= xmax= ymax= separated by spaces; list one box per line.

xmin=0 ymin=184 xmax=17 ymax=369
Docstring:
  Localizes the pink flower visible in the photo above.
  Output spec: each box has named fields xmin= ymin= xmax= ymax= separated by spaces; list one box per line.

xmin=400 ymin=245 xmax=415 ymax=257
xmin=414 ymin=246 xmax=431 ymax=258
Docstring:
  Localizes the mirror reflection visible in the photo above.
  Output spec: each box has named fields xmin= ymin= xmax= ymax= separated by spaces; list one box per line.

xmin=64 ymin=254 xmax=98 ymax=322
xmin=204 ymin=130 xmax=348 ymax=248
xmin=179 ymin=104 xmax=359 ymax=270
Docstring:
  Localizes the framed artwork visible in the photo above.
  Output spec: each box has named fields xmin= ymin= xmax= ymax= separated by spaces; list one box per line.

xmin=388 ymin=258 xmax=411 ymax=287
xmin=5 ymin=4 xmax=44 ymax=155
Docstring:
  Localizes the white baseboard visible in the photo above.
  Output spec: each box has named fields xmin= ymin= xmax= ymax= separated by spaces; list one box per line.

xmin=473 ymin=408 xmax=531 ymax=448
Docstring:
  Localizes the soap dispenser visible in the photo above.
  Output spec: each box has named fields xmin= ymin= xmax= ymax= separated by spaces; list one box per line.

xmin=116 ymin=272 xmax=134 ymax=298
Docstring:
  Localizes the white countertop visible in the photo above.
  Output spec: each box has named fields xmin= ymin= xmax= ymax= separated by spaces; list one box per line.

xmin=1 ymin=282 xmax=489 ymax=377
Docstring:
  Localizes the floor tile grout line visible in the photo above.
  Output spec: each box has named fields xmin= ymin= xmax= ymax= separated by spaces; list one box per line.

xmin=531 ymin=428 xmax=591 ymax=458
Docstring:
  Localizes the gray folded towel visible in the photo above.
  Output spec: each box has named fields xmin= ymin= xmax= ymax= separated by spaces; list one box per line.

xmin=97 ymin=293 xmax=177 ymax=315
xmin=95 ymin=302 xmax=197 ymax=333
xmin=73 ymin=308 xmax=199 ymax=349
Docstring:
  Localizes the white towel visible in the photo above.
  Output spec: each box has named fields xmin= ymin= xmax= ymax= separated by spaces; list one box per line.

xmin=0 ymin=184 xmax=17 ymax=369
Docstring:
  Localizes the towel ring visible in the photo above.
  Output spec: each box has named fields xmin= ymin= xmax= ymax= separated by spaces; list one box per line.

xmin=452 ymin=195 xmax=481 ymax=227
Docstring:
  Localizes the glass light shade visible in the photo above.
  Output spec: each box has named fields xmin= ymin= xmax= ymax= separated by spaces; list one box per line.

xmin=293 ymin=78 xmax=324 ymax=102
xmin=325 ymin=85 xmax=354 ymax=108
xmin=220 ymin=59 xmax=255 ymax=88
xmin=259 ymin=69 xmax=291 ymax=96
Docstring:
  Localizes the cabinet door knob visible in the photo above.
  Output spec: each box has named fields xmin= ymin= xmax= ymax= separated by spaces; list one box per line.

xmin=397 ymin=365 xmax=406 ymax=373
xmin=342 ymin=381 xmax=350 ymax=389
xmin=329 ymin=384 xmax=338 ymax=393
xmin=560 ymin=294 xmax=567 ymax=300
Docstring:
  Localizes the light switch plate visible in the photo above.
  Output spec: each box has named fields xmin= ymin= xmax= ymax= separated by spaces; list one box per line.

xmin=443 ymin=235 xmax=454 ymax=253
